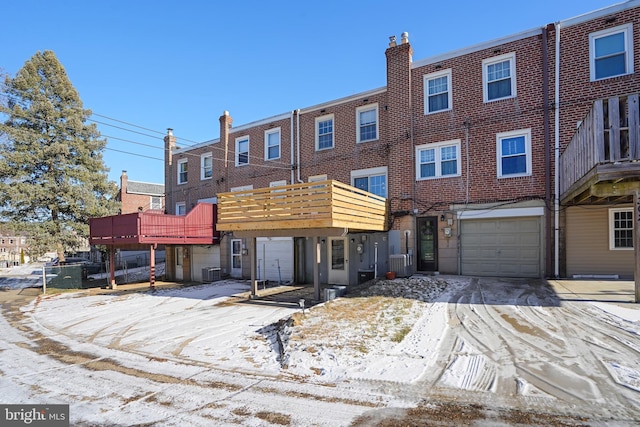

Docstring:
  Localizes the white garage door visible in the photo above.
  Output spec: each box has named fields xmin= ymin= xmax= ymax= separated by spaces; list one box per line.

xmin=257 ymin=237 xmax=294 ymax=283
xmin=461 ymin=217 xmax=541 ymax=278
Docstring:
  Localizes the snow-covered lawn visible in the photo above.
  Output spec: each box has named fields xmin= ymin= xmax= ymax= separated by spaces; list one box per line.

xmin=1 ymin=275 xmax=639 ymax=426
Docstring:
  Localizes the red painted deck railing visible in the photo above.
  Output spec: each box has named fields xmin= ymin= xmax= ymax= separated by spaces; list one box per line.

xmin=89 ymin=203 xmax=218 ymax=245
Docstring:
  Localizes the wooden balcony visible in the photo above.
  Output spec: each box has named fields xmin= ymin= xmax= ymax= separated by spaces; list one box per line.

xmin=216 ymin=180 xmax=388 ymax=235
xmin=559 ymin=94 xmax=640 ymax=204
xmin=90 ymin=203 xmax=218 ymax=246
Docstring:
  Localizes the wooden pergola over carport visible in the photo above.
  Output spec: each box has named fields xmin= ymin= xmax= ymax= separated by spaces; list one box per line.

xmin=89 ymin=203 xmax=218 ymax=288
xmin=216 ymin=180 xmax=388 ymax=301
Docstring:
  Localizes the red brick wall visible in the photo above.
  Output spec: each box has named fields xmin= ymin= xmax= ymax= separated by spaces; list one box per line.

xmin=163 ymin=4 xmax=640 ymax=223
xmin=408 ymin=34 xmax=548 ymax=207
xmin=557 ymin=7 xmax=640 ymax=151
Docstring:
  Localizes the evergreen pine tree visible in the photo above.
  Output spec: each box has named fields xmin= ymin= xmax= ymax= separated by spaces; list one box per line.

xmin=0 ymin=50 xmax=119 ymax=260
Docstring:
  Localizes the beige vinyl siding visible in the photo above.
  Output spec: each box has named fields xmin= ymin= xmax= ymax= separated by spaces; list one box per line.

xmin=565 ymin=205 xmax=634 ymax=279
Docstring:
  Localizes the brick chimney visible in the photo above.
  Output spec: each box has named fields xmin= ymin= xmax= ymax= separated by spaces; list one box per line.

xmin=219 ymin=111 xmax=233 ymax=168
xmin=164 ymin=128 xmax=176 ymax=213
xmin=385 ymin=32 xmax=414 ymax=214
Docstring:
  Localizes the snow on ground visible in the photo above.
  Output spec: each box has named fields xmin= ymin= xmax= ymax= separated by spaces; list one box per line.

xmin=1 ymin=270 xmax=640 ymax=425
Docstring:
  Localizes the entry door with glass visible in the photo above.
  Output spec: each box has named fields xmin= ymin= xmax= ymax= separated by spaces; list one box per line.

xmin=417 ymin=217 xmax=438 ymax=271
xmin=328 ymin=237 xmax=348 ymax=285
xmin=231 ymin=239 xmax=242 ymax=278
xmin=175 ymin=247 xmax=183 ymax=280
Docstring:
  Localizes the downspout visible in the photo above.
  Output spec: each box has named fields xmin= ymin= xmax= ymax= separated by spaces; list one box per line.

xmin=464 ymin=120 xmax=470 ymax=204
xmin=554 ymin=22 xmax=561 ymax=278
xmin=290 ymin=111 xmax=295 ymax=184
xmin=542 ymin=25 xmax=552 ymax=278
xmin=296 ymin=109 xmax=303 ymax=183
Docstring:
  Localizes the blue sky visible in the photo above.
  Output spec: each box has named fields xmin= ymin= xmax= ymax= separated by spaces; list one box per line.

xmin=1 ymin=0 xmax=620 ymax=185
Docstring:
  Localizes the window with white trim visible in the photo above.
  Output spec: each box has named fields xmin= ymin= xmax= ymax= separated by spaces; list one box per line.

xmin=424 ymin=69 xmax=452 ymax=114
xmin=308 ymin=174 xmax=328 ymax=183
xmin=150 ymin=196 xmax=162 ymax=210
xmin=609 ymin=208 xmax=634 ymax=250
xmin=176 ymin=202 xmax=186 ymax=216
xmin=496 ymin=129 xmax=531 ymax=178
xmin=416 ymin=140 xmax=461 ymax=180
xmin=265 ymin=128 xmax=281 ymax=160
xmin=235 ymin=136 xmax=249 ymax=166
xmin=351 ymin=166 xmax=387 ymax=198
xmin=590 ymin=23 xmax=634 ymax=81
xmin=270 ymin=180 xmax=287 ymax=197
xmin=483 ymin=53 xmax=516 ymax=102
xmin=201 ymin=153 xmax=212 ymax=180
xmin=356 ymin=104 xmax=378 ymax=143
xmin=308 ymin=174 xmax=328 ymax=189
xmin=315 ymin=114 xmax=334 ymax=150
xmin=177 ymin=159 xmax=187 ymax=184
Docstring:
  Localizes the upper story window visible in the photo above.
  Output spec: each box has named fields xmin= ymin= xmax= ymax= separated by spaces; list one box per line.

xmin=590 ymin=23 xmax=634 ymax=81
xmin=483 ymin=52 xmax=516 ymax=102
xmin=609 ymin=208 xmax=634 ymax=250
xmin=351 ymin=166 xmax=387 ymax=198
xmin=356 ymin=104 xmax=378 ymax=143
xmin=177 ymin=159 xmax=188 ymax=184
xmin=315 ymin=114 xmax=334 ymax=150
xmin=265 ymin=128 xmax=281 ymax=161
xmin=201 ymin=153 xmax=212 ymax=180
xmin=235 ymin=136 xmax=249 ymax=166
xmin=176 ymin=202 xmax=186 ymax=216
xmin=496 ymin=128 xmax=531 ymax=178
xmin=424 ymin=69 xmax=452 ymax=114
xmin=150 ymin=196 xmax=162 ymax=210
xmin=416 ymin=140 xmax=461 ymax=180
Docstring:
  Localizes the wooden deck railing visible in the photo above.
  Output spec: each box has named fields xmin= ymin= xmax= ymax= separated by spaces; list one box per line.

xmin=90 ymin=203 xmax=218 ymax=245
xmin=216 ymin=180 xmax=388 ymax=232
xmin=559 ymin=94 xmax=640 ymax=196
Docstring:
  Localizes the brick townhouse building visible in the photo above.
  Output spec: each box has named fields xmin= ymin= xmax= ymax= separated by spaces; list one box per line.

xmin=116 ymin=170 xmax=165 ymax=214
xmin=92 ymin=1 xmax=640 ymax=293
xmin=0 ymin=230 xmax=28 ymax=267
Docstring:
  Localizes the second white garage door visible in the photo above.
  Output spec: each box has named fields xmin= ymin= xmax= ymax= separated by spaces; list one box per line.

xmin=460 ymin=216 xmax=542 ymax=278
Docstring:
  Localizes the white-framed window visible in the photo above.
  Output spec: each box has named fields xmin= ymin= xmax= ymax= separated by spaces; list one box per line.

xmin=315 ymin=114 xmax=334 ymax=150
xmin=356 ymin=104 xmax=378 ymax=143
xmin=270 ymin=180 xmax=287 ymax=197
xmin=309 ymin=174 xmax=328 ymax=183
xmin=177 ymin=159 xmax=188 ymax=184
xmin=150 ymin=196 xmax=162 ymax=210
xmin=590 ymin=23 xmax=634 ymax=81
xmin=265 ymin=128 xmax=281 ymax=160
xmin=201 ymin=152 xmax=213 ymax=180
xmin=270 ymin=180 xmax=287 ymax=187
xmin=416 ymin=139 xmax=461 ymax=180
xmin=424 ymin=69 xmax=452 ymax=114
xmin=483 ymin=52 xmax=516 ymax=102
xmin=351 ymin=166 xmax=387 ymax=198
xmin=176 ymin=202 xmax=186 ymax=216
xmin=496 ymin=128 xmax=532 ymax=178
xmin=235 ymin=136 xmax=249 ymax=166
xmin=609 ymin=208 xmax=634 ymax=250
xmin=230 ymin=184 xmax=253 ymax=196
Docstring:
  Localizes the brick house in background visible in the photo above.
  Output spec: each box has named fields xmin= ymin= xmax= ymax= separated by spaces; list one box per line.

xmin=117 ymin=170 xmax=165 ymax=214
xmin=151 ymin=1 xmax=640 ymax=288
xmin=0 ymin=230 xmax=28 ymax=267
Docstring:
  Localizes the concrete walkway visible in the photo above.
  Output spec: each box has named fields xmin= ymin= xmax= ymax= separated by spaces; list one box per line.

xmin=548 ymin=279 xmax=638 ymax=308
